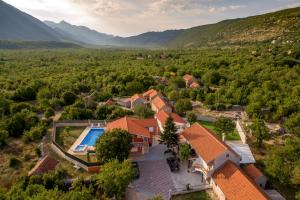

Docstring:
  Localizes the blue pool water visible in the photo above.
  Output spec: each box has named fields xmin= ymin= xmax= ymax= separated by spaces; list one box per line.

xmin=79 ymin=128 xmax=104 ymax=147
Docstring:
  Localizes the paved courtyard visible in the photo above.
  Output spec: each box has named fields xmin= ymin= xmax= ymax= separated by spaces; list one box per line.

xmin=128 ymin=144 xmax=208 ymax=200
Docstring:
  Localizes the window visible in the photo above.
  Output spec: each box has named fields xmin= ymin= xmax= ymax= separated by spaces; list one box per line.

xmin=226 ymin=154 xmax=229 ymax=158
xmin=149 ymin=127 xmax=154 ymax=132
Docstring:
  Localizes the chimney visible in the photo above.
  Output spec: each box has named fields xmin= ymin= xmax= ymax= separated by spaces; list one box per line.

xmin=222 ymin=133 xmax=226 ymax=141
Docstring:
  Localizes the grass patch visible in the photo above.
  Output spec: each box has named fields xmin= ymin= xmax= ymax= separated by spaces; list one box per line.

xmin=171 ymin=191 xmax=211 ymax=200
xmin=198 ymin=120 xmax=240 ymax=141
xmin=55 ymin=126 xmax=86 ymax=150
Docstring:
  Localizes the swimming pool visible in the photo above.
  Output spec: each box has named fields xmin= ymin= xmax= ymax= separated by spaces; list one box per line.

xmin=79 ymin=128 xmax=105 ymax=147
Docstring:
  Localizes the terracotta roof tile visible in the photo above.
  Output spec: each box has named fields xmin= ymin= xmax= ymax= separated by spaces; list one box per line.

xmin=152 ymin=96 xmax=169 ymax=111
xmin=190 ymin=82 xmax=200 ymax=88
xmin=107 ymin=116 xmax=155 ymax=138
xmin=213 ymin=161 xmax=269 ymax=200
xmin=183 ymin=74 xmax=194 ymax=81
xmin=28 ymin=155 xmax=59 ymax=176
xmin=243 ymin=164 xmax=264 ymax=180
xmin=181 ymin=123 xmax=239 ymax=163
xmin=156 ymin=110 xmax=186 ymax=125
xmin=143 ymin=89 xmax=158 ymax=98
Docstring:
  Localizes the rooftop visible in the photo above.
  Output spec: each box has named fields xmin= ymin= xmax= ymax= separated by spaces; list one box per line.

xmin=213 ymin=161 xmax=270 ymax=200
xmin=243 ymin=164 xmax=264 ymax=180
xmin=28 ymin=155 xmax=59 ymax=176
xmin=152 ymin=96 xmax=169 ymax=111
xmin=181 ymin=123 xmax=239 ymax=163
xmin=156 ymin=109 xmax=186 ymax=125
xmin=183 ymin=74 xmax=194 ymax=81
xmin=131 ymin=93 xmax=144 ymax=102
xmin=226 ymin=141 xmax=256 ymax=164
xmin=107 ymin=116 xmax=157 ymax=138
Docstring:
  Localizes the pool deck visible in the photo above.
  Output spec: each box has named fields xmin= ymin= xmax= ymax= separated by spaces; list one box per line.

xmin=68 ymin=126 xmax=91 ymax=155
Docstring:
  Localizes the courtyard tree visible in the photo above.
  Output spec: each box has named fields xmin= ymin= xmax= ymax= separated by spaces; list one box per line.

xmin=96 ymin=129 xmax=132 ymax=163
xmin=179 ymin=143 xmax=192 ymax=161
xmin=250 ymin=117 xmax=269 ymax=147
xmin=215 ymin=117 xmax=235 ymax=139
xmin=95 ymin=159 xmax=135 ymax=199
xmin=159 ymin=116 xmax=179 ymax=150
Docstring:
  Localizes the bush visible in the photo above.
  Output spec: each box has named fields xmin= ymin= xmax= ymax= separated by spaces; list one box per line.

xmin=44 ymin=107 xmax=55 ymax=118
xmin=61 ymin=91 xmax=77 ymax=106
xmin=9 ymin=156 xmax=20 ymax=168
xmin=134 ymin=105 xmax=154 ymax=118
xmin=187 ymin=111 xmax=197 ymax=123
xmin=23 ymin=123 xmax=47 ymax=142
xmin=0 ymin=130 xmax=8 ymax=148
xmin=175 ymin=99 xmax=192 ymax=116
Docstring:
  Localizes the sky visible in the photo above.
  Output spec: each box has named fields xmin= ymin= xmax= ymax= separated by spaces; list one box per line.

xmin=3 ymin=0 xmax=300 ymax=37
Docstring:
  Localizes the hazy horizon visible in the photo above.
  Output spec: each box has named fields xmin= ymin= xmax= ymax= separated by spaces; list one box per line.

xmin=3 ymin=0 xmax=300 ymax=37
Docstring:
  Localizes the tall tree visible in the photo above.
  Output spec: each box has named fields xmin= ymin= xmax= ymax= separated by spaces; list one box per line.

xmin=215 ymin=117 xmax=235 ymax=139
xmin=96 ymin=129 xmax=132 ymax=163
xmin=95 ymin=159 xmax=135 ymax=200
xmin=159 ymin=116 xmax=179 ymax=150
xmin=250 ymin=117 xmax=269 ymax=147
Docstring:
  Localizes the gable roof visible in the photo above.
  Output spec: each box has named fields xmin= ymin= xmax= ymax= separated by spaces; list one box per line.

xmin=143 ymin=89 xmax=157 ymax=97
xmin=213 ymin=161 xmax=269 ymax=200
xmin=243 ymin=164 xmax=264 ymax=180
xmin=181 ymin=123 xmax=239 ymax=163
xmin=183 ymin=74 xmax=194 ymax=81
xmin=156 ymin=110 xmax=186 ymax=125
xmin=106 ymin=116 xmax=153 ymax=138
xmin=190 ymin=82 xmax=200 ymax=88
xmin=28 ymin=155 xmax=59 ymax=176
xmin=131 ymin=94 xmax=144 ymax=102
xmin=152 ymin=96 xmax=169 ymax=111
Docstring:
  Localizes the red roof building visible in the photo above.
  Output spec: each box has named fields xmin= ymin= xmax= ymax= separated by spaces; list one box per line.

xmin=212 ymin=161 xmax=270 ymax=200
xmin=155 ymin=110 xmax=187 ymax=132
xmin=151 ymin=96 xmax=172 ymax=113
xmin=130 ymin=94 xmax=145 ymax=109
xmin=243 ymin=164 xmax=267 ymax=188
xmin=28 ymin=155 xmax=59 ymax=176
xmin=143 ymin=89 xmax=161 ymax=101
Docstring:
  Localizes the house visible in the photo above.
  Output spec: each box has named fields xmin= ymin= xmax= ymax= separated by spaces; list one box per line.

xmin=181 ymin=123 xmax=270 ymax=200
xmin=143 ymin=89 xmax=161 ymax=101
xmin=155 ymin=109 xmax=187 ymax=133
xmin=28 ymin=155 xmax=59 ymax=176
xmin=115 ymin=97 xmax=131 ymax=108
xmin=190 ymin=82 xmax=200 ymax=89
xmin=243 ymin=164 xmax=267 ymax=188
xmin=183 ymin=74 xmax=200 ymax=89
xmin=106 ymin=116 xmax=159 ymax=154
xmin=105 ymin=98 xmax=116 ymax=106
xmin=130 ymin=94 xmax=146 ymax=109
xmin=151 ymin=95 xmax=172 ymax=113
xmin=212 ymin=161 xmax=270 ymax=200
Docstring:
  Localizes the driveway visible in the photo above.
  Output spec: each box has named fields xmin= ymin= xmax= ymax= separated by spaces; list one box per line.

xmin=128 ymin=144 xmax=208 ymax=200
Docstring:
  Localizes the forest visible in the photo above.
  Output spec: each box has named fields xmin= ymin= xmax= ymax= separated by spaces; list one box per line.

xmin=0 ymin=41 xmax=299 ymax=199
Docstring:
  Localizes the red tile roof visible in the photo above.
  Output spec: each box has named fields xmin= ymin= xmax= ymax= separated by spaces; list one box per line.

xmin=107 ymin=116 xmax=155 ymax=138
xmin=105 ymin=99 xmax=116 ymax=105
xmin=243 ymin=164 xmax=264 ymax=180
xmin=143 ymin=89 xmax=157 ymax=98
xmin=181 ymin=123 xmax=239 ymax=163
xmin=152 ymin=96 xmax=169 ymax=111
xmin=28 ymin=155 xmax=59 ymax=176
xmin=131 ymin=94 xmax=144 ymax=102
xmin=183 ymin=74 xmax=194 ymax=81
xmin=156 ymin=110 xmax=186 ymax=125
xmin=213 ymin=161 xmax=269 ymax=200
xmin=190 ymin=82 xmax=200 ymax=88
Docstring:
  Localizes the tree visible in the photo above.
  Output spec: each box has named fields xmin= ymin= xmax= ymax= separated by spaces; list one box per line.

xmin=250 ymin=117 xmax=269 ymax=147
xmin=44 ymin=107 xmax=55 ymax=118
xmin=187 ymin=111 xmax=197 ymax=124
xmin=175 ymin=99 xmax=192 ymax=116
xmin=179 ymin=143 xmax=192 ymax=161
xmin=96 ymin=129 xmax=132 ymax=163
xmin=284 ymin=112 xmax=300 ymax=136
xmin=61 ymin=91 xmax=76 ymax=106
xmin=134 ymin=105 xmax=154 ymax=118
xmin=215 ymin=117 xmax=235 ymax=139
xmin=159 ymin=117 xmax=179 ymax=150
xmin=265 ymin=137 xmax=300 ymax=186
xmin=95 ymin=159 xmax=135 ymax=199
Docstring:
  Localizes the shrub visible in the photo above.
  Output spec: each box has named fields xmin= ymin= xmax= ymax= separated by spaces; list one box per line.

xmin=9 ymin=156 xmax=20 ymax=168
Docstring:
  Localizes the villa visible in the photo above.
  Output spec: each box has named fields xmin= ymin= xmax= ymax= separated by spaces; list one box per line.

xmin=143 ymin=89 xmax=161 ymax=101
xmin=181 ymin=123 xmax=270 ymax=200
xmin=155 ymin=109 xmax=188 ymax=133
xmin=183 ymin=74 xmax=200 ymax=89
xmin=107 ymin=116 xmax=159 ymax=154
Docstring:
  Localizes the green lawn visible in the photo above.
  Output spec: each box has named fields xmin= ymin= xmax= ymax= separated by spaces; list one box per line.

xmin=55 ymin=126 xmax=86 ymax=150
xmin=198 ymin=120 xmax=240 ymax=141
xmin=171 ymin=191 xmax=211 ymax=200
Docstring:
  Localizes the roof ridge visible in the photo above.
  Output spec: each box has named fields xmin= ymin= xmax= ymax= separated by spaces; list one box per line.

xmin=194 ymin=123 xmax=240 ymax=159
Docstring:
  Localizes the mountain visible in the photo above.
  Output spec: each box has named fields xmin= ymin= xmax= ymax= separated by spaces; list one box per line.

xmin=0 ymin=0 xmax=61 ymax=41
xmin=0 ymin=0 xmax=299 ymax=48
xmin=168 ymin=7 xmax=300 ymax=48
xmin=44 ymin=20 xmax=117 ymax=46
xmin=0 ymin=40 xmax=81 ymax=49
